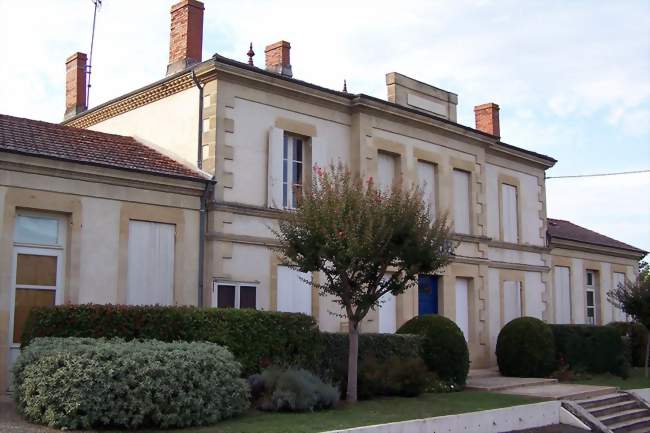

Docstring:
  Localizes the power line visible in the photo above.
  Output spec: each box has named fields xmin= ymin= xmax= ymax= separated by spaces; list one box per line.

xmin=546 ymin=169 xmax=650 ymax=179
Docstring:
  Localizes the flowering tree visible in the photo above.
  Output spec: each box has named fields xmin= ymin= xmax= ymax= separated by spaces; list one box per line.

xmin=608 ymin=275 xmax=650 ymax=377
xmin=273 ymin=163 xmax=454 ymax=402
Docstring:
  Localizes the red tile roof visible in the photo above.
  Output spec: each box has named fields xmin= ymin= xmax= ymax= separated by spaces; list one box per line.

xmin=548 ymin=218 xmax=646 ymax=255
xmin=0 ymin=114 xmax=207 ymax=181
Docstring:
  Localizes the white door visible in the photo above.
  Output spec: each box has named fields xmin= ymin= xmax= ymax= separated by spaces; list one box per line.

xmin=378 ymin=291 xmax=397 ymax=333
xmin=126 ymin=221 xmax=175 ymax=305
xmin=455 ymin=278 xmax=469 ymax=341
xmin=503 ymin=280 xmax=522 ymax=325
xmin=554 ymin=266 xmax=571 ymax=324
xmin=277 ymin=266 xmax=312 ymax=314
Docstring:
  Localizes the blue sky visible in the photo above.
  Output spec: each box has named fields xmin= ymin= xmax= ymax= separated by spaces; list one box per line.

xmin=1 ymin=0 xmax=648 ymax=256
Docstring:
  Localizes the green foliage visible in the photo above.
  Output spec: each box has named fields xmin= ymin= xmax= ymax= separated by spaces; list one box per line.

xmin=550 ymin=324 xmax=629 ymax=377
xmin=249 ymin=367 xmax=339 ymax=412
xmin=639 ymin=261 xmax=649 ymax=285
xmin=21 ymin=304 xmax=321 ymax=376
xmin=608 ymin=322 xmax=648 ymax=367
xmin=397 ymin=315 xmax=470 ymax=385
xmin=608 ymin=275 xmax=650 ymax=330
xmin=12 ymin=337 xmax=249 ymax=430
xmin=359 ymin=356 xmax=431 ymax=399
xmin=496 ymin=317 xmax=555 ymax=378
xmin=318 ymin=332 xmax=423 ymax=394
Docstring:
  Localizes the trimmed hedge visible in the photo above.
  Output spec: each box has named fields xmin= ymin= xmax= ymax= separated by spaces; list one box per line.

xmin=550 ymin=324 xmax=629 ymax=377
xmin=12 ymin=337 xmax=249 ymax=430
xmin=397 ymin=315 xmax=470 ymax=385
xmin=21 ymin=304 xmax=321 ymax=376
xmin=608 ymin=322 xmax=648 ymax=368
xmin=318 ymin=332 xmax=423 ymax=395
xmin=496 ymin=317 xmax=555 ymax=378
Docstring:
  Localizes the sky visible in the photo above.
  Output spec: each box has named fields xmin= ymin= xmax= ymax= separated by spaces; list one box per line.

xmin=1 ymin=0 xmax=649 ymax=257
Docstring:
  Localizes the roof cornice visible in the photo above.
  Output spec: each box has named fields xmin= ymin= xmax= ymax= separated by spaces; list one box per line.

xmin=550 ymin=237 xmax=647 ymax=260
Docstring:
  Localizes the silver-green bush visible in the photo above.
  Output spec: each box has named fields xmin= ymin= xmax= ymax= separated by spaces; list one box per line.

xmin=12 ymin=337 xmax=250 ymax=430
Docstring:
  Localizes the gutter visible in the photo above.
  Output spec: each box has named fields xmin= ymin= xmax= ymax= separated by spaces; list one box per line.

xmin=198 ymin=176 xmax=216 ymax=307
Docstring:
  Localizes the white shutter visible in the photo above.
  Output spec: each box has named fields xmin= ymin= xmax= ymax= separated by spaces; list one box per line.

xmin=554 ymin=266 xmax=571 ymax=324
xmin=453 ymin=170 xmax=471 ymax=234
xmin=612 ymin=273 xmax=626 ymax=321
xmin=417 ymin=160 xmax=436 ymax=213
xmin=268 ymin=127 xmax=284 ymax=208
xmin=127 ymin=221 xmax=175 ymax=306
xmin=455 ymin=278 xmax=469 ymax=341
xmin=378 ymin=292 xmax=396 ymax=333
xmin=277 ymin=266 xmax=312 ymax=314
xmin=377 ymin=152 xmax=396 ymax=191
xmin=310 ymin=136 xmax=328 ymax=171
xmin=502 ymin=184 xmax=518 ymax=243
xmin=503 ymin=280 xmax=521 ymax=325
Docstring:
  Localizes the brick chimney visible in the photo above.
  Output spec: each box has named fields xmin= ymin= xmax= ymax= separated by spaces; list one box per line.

xmin=474 ymin=103 xmax=500 ymax=138
xmin=265 ymin=41 xmax=292 ymax=77
xmin=64 ymin=52 xmax=87 ymax=120
xmin=166 ymin=0 xmax=204 ymax=76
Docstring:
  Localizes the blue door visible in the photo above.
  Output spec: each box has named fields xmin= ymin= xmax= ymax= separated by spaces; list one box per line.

xmin=418 ymin=275 xmax=438 ymax=316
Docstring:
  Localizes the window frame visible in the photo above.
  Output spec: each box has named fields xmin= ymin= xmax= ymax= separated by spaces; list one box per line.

xmin=213 ymin=280 xmax=258 ymax=309
xmin=282 ymin=133 xmax=305 ymax=209
xmin=585 ymin=270 xmax=596 ymax=325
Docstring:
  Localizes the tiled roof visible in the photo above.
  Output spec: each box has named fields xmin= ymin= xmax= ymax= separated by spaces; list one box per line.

xmin=0 ymin=114 xmax=207 ymax=181
xmin=548 ymin=218 xmax=647 ymax=255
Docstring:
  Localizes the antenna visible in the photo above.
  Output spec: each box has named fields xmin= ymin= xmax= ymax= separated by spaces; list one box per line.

xmin=86 ymin=0 xmax=102 ymax=107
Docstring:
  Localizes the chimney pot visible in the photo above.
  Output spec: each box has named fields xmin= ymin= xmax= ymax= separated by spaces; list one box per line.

xmin=167 ymin=0 xmax=204 ymax=76
xmin=265 ymin=41 xmax=292 ymax=77
xmin=474 ymin=102 xmax=500 ymax=138
xmin=64 ymin=52 xmax=87 ymax=119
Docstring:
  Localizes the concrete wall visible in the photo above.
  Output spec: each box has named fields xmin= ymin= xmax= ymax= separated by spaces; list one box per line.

xmin=0 ymin=153 xmax=203 ymax=391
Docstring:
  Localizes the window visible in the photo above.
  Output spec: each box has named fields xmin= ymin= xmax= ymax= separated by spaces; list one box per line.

xmin=126 ymin=221 xmax=175 ymax=306
xmin=377 ymin=151 xmax=398 ymax=192
xmin=501 ymin=183 xmax=518 ymax=243
xmin=585 ymin=271 xmax=596 ymax=325
xmin=503 ymin=280 xmax=522 ymax=325
xmin=214 ymin=282 xmax=257 ymax=309
xmin=11 ymin=212 xmax=66 ymax=346
xmin=417 ymin=160 xmax=437 ymax=214
xmin=277 ymin=266 xmax=312 ymax=314
xmin=453 ymin=169 xmax=471 ymax=234
xmin=553 ymin=266 xmax=571 ymax=324
xmin=283 ymin=134 xmax=304 ymax=208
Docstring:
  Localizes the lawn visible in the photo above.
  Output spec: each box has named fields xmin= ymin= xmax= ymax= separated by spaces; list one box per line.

xmin=133 ymin=391 xmax=541 ymax=433
xmin=571 ymin=367 xmax=650 ymax=390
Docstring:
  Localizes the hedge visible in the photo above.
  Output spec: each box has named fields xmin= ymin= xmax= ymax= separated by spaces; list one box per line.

xmin=608 ymin=322 xmax=648 ymax=367
xmin=550 ymin=324 xmax=629 ymax=377
xmin=496 ymin=317 xmax=555 ymax=378
xmin=21 ymin=304 xmax=321 ymax=376
xmin=397 ymin=315 xmax=470 ymax=385
xmin=12 ymin=338 xmax=249 ymax=430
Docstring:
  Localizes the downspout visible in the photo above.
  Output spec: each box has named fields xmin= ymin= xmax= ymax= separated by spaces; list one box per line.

xmin=191 ymin=70 xmax=204 ymax=169
xmin=198 ymin=178 xmax=215 ymax=307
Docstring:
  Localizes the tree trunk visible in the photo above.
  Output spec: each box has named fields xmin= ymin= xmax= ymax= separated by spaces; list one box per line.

xmin=646 ymin=330 xmax=649 ymax=378
xmin=346 ymin=321 xmax=360 ymax=403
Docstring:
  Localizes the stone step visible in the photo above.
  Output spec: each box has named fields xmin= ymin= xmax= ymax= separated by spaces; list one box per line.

xmin=609 ymin=415 xmax=650 ymax=433
xmin=600 ymin=408 xmax=650 ymax=426
xmin=467 ymin=368 xmax=500 ymax=379
xmin=577 ymin=393 xmax=631 ymax=409
xmin=590 ymin=400 xmax=642 ymax=417
xmin=465 ymin=376 xmax=558 ymax=391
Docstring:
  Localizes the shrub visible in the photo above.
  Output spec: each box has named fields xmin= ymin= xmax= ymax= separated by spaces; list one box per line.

xmin=550 ymin=324 xmax=629 ymax=377
xmin=397 ymin=315 xmax=470 ymax=385
xmin=608 ymin=322 xmax=648 ymax=367
xmin=12 ymin=337 xmax=249 ymax=430
xmin=496 ymin=317 xmax=555 ymax=378
xmin=318 ymin=332 xmax=423 ymax=395
xmin=21 ymin=304 xmax=321 ymax=376
xmin=359 ymin=356 xmax=431 ymax=399
xmin=249 ymin=367 xmax=339 ymax=412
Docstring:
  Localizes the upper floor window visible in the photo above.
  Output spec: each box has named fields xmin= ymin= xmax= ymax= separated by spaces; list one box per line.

xmin=377 ymin=151 xmax=398 ymax=192
xmin=283 ymin=134 xmax=304 ymax=209
xmin=452 ymin=169 xmax=471 ymax=234
xmin=417 ymin=160 xmax=437 ymax=215
xmin=501 ymin=183 xmax=519 ymax=243
xmin=14 ymin=214 xmax=64 ymax=246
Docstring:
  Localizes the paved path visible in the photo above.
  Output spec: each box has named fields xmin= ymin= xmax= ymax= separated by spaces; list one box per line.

xmin=0 ymin=396 xmax=58 ymax=433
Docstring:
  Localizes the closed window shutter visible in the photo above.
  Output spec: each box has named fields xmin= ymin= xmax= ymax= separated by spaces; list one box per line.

xmin=612 ymin=273 xmax=626 ymax=321
xmin=417 ymin=161 xmax=436 ymax=214
xmin=377 ymin=152 xmax=396 ymax=191
xmin=453 ymin=170 xmax=471 ymax=234
xmin=268 ymin=127 xmax=284 ymax=208
xmin=277 ymin=266 xmax=312 ymax=314
xmin=503 ymin=280 xmax=521 ymax=324
xmin=502 ymin=184 xmax=518 ymax=243
xmin=455 ymin=278 xmax=469 ymax=341
xmin=311 ymin=136 xmax=328 ymax=171
xmin=553 ymin=266 xmax=571 ymax=324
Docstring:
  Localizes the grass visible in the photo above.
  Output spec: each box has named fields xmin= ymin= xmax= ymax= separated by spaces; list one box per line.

xmin=132 ymin=391 xmax=542 ymax=433
xmin=571 ymin=367 xmax=650 ymax=390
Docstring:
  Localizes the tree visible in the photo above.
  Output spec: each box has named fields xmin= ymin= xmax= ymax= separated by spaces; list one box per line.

xmin=639 ymin=261 xmax=649 ymax=285
xmin=273 ymin=164 xmax=454 ymax=402
xmin=608 ymin=274 xmax=650 ymax=377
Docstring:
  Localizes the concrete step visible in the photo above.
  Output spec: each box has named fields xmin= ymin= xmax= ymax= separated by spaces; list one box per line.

xmin=590 ymin=400 xmax=642 ymax=417
xmin=467 ymin=368 xmax=500 ymax=379
xmin=600 ymin=408 xmax=650 ymax=426
xmin=609 ymin=415 xmax=650 ymax=433
xmin=466 ymin=376 xmax=558 ymax=391
xmin=577 ymin=392 xmax=630 ymax=409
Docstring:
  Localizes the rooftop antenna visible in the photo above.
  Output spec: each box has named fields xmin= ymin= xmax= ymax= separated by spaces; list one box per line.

xmin=86 ymin=0 xmax=103 ymax=107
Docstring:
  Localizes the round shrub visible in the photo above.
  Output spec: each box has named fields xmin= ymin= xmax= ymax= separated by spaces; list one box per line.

xmin=12 ymin=337 xmax=250 ymax=430
xmin=397 ymin=315 xmax=469 ymax=385
xmin=496 ymin=317 xmax=555 ymax=377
